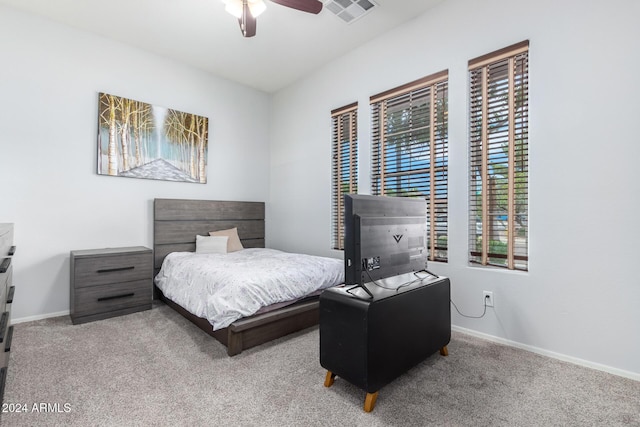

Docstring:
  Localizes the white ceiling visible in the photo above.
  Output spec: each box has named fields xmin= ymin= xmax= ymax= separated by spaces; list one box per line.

xmin=0 ymin=0 xmax=444 ymax=93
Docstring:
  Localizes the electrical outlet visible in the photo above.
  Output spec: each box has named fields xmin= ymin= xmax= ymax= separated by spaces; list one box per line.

xmin=483 ymin=291 xmax=494 ymax=307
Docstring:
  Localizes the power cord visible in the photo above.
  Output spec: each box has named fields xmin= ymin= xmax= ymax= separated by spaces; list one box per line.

xmin=450 ymin=295 xmax=489 ymax=319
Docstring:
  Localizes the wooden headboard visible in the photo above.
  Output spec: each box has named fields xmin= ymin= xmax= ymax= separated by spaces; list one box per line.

xmin=153 ymin=198 xmax=265 ymax=273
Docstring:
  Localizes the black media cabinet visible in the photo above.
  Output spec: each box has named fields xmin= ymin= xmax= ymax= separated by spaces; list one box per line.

xmin=320 ymin=275 xmax=451 ymax=412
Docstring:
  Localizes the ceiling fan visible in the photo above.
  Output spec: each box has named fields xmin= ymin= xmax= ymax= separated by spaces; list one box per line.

xmin=222 ymin=0 xmax=323 ymax=37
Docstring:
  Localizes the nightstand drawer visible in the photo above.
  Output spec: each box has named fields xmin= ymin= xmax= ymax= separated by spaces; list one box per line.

xmin=73 ymin=279 xmax=151 ymax=317
xmin=73 ymin=253 xmax=152 ymax=288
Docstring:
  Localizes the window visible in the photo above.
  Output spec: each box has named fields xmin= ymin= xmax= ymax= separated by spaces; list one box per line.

xmin=468 ymin=41 xmax=529 ymax=271
xmin=370 ymin=71 xmax=449 ymax=262
xmin=331 ymin=102 xmax=358 ymax=250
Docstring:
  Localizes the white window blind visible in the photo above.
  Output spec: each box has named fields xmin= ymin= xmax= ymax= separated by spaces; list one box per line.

xmin=469 ymin=41 xmax=529 ymax=271
xmin=331 ymin=102 xmax=358 ymax=250
xmin=370 ymin=71 xmax=449 ymax=262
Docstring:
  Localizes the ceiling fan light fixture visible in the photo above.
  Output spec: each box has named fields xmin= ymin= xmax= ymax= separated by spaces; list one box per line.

xmin=223 ymin=0 xmax=322 ymax=37
xmin=223 ymin=0 xmax=243 ymax=18
xmin=223 ymin=0 xmax=266 ymax=19
xmin=248 ymin=0 xmax=267 ymax=18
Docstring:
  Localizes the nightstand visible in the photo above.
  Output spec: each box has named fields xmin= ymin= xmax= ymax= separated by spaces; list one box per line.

xmin=70 ymin=246 xmax=152 ymax=324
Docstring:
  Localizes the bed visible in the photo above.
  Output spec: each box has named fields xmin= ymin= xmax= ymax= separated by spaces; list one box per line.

xmin=153 ymin=198 xmax=342 ymax=356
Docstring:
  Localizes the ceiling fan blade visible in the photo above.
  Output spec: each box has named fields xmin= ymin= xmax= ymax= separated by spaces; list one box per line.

xmin=238 ymin=2 xmax=257 ymax=37
xmin=268 ymin=0 xmax=323 ymax=14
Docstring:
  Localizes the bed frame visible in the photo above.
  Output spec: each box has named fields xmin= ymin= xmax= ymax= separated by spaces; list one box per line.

xmin=153 ymin=198 xmax=320 ymax=356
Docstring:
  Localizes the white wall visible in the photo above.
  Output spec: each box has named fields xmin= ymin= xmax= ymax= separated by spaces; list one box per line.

xmin=0 ymin=5 xmax=271 ymax=321
xmin=269 ymin=0 xmax=640 ymax=377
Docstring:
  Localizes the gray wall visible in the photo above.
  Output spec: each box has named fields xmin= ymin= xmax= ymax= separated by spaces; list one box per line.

xmin=268 ymin=0 xmax=640 ymax=378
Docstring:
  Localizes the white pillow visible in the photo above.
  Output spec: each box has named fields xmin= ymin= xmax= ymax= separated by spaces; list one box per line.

xmin=195 ymin=235 xmax=229 ymax=254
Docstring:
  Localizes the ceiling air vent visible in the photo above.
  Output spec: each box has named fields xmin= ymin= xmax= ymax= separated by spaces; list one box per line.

xmin=324 ymin=0 xmax=377 ymax=24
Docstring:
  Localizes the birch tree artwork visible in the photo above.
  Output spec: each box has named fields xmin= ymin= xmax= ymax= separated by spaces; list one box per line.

xmin=97 ymin=92 xmax=208 ymax=183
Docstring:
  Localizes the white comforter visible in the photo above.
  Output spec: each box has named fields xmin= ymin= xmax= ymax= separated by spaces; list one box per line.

xmin=154 ymin=248 xmax=344 ymax=330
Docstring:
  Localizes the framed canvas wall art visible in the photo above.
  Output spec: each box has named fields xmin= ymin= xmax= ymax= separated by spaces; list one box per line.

xmin=97 ymin=92 xmax=208 ymax=183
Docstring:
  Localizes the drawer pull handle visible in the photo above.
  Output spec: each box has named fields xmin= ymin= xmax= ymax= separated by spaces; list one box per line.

xmin=0 ymin=312 xmax=7 ymax=343
xmin=0 ymin=258 xmax=10 ymax=273
xmin=98 ymin=293 xmax=135 ymax=302
xmin=8 ymin=246 xmax=16 ymax=256
xmin=6 ymin=286 xmax=14 ymax=304
xmin=4 ymin=326 xmax=13 ymax=352
xmin=96 ymin=266 xmax=135 ymax=273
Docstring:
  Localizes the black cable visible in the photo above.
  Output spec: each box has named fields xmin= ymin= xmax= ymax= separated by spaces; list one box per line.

xmin=362 ymin=268 xmax=395 ymax=291
xmin=450 ymin=297 xmax=488 ymax=319
xmin=361 ymin=267 xmax=489 ymax=318
xmin=364 ymin=269 xmax=437 ymax=292
xmin=395 ymin=271 xmax=436 ymax=291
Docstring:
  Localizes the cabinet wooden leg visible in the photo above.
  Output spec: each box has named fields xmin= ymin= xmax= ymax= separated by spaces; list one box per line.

xmin=440 ymin=345 xmax=449 ymax=356
xmin=324 ymin=371 xmax=336 ymax=387
xmin=364 ymin=391 xmax=379 ymax=412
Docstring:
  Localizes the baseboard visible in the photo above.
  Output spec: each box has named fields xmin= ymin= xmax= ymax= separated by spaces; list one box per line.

xmin=12 ymin=310 xmax=70 ymax=324
xmin=452 ymin=325 xmax=640 ymax=382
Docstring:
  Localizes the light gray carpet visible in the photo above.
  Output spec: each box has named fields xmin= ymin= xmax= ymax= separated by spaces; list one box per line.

xmin=2 ymin=303 xmax=639 ymax=426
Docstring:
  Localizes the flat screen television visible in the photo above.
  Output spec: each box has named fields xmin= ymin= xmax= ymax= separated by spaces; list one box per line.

xmin=343 ymin=194 xmax=428 ymax=297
